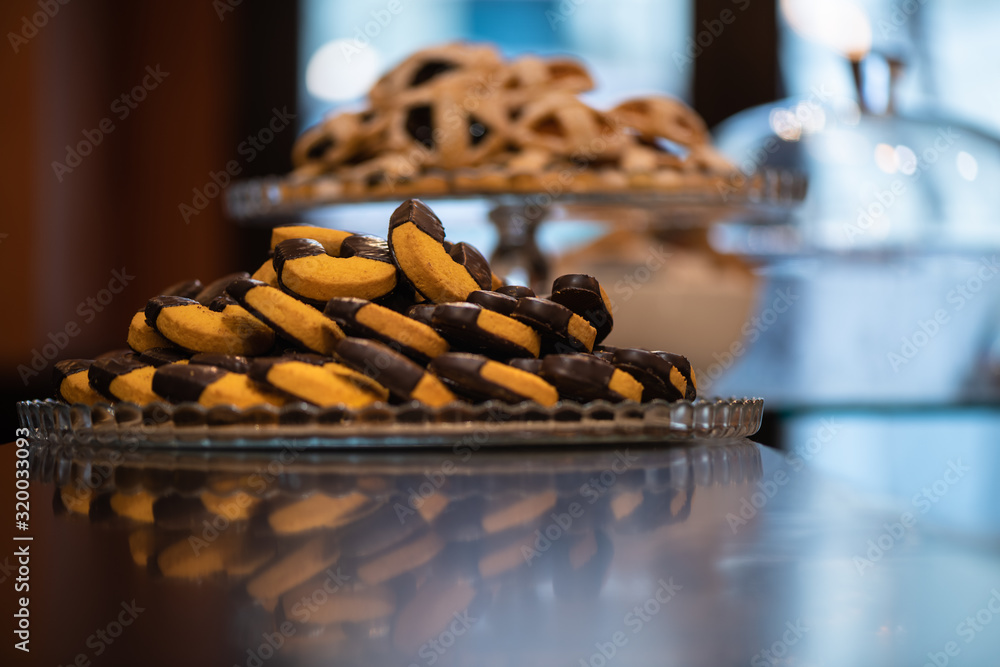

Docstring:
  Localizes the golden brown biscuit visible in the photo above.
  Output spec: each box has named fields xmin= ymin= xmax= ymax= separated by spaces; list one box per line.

xmin=145 ymin=296 xmax=275 ymax=356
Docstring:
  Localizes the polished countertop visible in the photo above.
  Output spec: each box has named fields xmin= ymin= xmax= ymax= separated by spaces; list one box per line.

xmin=6 ymin=428 xmax=1000 ymax=667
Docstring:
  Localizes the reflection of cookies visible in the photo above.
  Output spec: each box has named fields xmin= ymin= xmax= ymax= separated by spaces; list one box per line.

xmin=324 ymin=297 xmax=448 ymax=364
xmin=227 ymin=279 xmax=344 ymax=355
xmin=281 ymin=578 xmax=396 ymax=626
xmin=540 ymin=354 xmax=643 ymax=403
xmin=391 ymin=577 xmax=481 ymax=655
xmin=246 ymin=537 xmax=341 ymax=602
xmin=388 ymin=199 xmax=491 ymax=303
xmin=478 ymin=529 xmax=538 ymax=578
xmin=432 ymin=302 xmax=541 ymax=359
xmin=110 ymin=491 xmax=156 ymax=523
xmin=357 ymin=531 xmax=445 ymax=586
xmin=334 ymin=338 xmax=456 ymax=407
xmin=481 ymin=490 xmax=557 ymax=534
xmin=429 ymin=353 xmax=558 ymax=406
xmin=268 ymin=491 xmax=372 ymax=535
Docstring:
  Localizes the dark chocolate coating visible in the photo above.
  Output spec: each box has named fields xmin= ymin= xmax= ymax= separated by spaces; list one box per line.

xmin=223 ymin=277 xmax=266 ymax=304
xmin=507 ymin=357 xmax=543 ymax=374
xmin=207 ymin=295 xmax=240 ymax=313
xmin=333 ymin=337 xmax=427 ymax=399
xmin=406 ymin=303 xmax=437 ymax=326
xmin=651 ymin=351 xmax=697 ymax=400
xmin=88 ymin=353 xmax=149 ymax=399
xmin=447 ymin=242 xmax=493 ymax=290
xmin=389 ymin=199 xmax=445 ymax=242
xmin=550 ymin=274 xmax=614 ymax=344
xmin=340 ymin=234 xmax=393 ymax=263
xmin=53 ymin=359 xmax=91 ymax=381
xmin=157 ymin=279 xmax=203 ymax=299
xmin=138 ymin=347 xmax=191 ymax=368
xmin=467 ymin=290 xmax=518 ymax=316
xmin=540 ymin=354 xmax=627 ymax=403
xmin=511 ymin=297 xmax=591 ymax=354
xmin=152 ymin=363 xmax=228 ymax=403
xmin=54 ymin=359 xmax=93 ymax=402
xmin=428 ymin=353 xmax=526 ymax=403
xmin=278 ymin=350 xmax=332 ymax=366
xmin=431 ymin=302 xmax=536 ymax=359
xmin=189 ymin=353 xmax=250 ymax=374
xmin=609 ymin=348 xmax=683 ymax=402
xmin=272 ymin=238 xmax=327 ymax=279
xmin=496 ymin=285 xmax=535 ymax=299
xmin=145 ymin=296 xmax=199 ymax=329
xmin=195 ymin=272 xmax=251 ymax=306
xmin=325 ymin=297 xmax=438 ymax=364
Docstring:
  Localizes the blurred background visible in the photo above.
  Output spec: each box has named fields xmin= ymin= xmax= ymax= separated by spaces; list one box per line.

xmin=3 ymin=0 xmax=999 ymax=455
xmin=3 ymin=3 xmax=1000 ymax=666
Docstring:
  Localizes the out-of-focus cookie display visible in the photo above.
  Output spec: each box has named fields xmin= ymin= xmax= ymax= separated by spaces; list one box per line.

xmin=285 ymin=42 xmax=737 ymax=199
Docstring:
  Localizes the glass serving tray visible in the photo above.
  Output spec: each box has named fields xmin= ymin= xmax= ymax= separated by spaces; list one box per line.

xmin=225 ymin=170 xmax=807 ymax=224
xmin=17 ymin=396 xmax=763 ymax=450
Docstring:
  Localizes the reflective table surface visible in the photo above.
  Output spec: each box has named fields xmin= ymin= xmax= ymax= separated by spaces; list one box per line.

xmin=8 ymin=432 xmax=1000 ymax=667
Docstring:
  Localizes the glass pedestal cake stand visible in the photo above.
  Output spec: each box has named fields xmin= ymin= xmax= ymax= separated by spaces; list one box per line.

xmin=224 ymin=169 xmax=806 ymax=291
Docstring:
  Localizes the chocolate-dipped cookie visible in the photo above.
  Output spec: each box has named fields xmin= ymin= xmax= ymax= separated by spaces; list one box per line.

xmin=333 ymin=338 xmax=456 ymax=407
xmin=405 ymin=303 xmax=437 ymax=327
xmin=127 ymin=310 xmax=172 ymax=353
xmin=431 ymin=302 xmax=540 ymax=359
xmin=540 ymin=354 xmax=643 ymax=403
xmin=145 ymin=296 xmax=275 ymax=356
xmin=53 ymin=360 xmax=105 ymax=405
xmin=387 ymin=199 xmax=492 ymax=303
xmin=188 ymin=352 xmax=251 ymax=374
xmin=273 ymin=236 xmax=397 ymax=305
xmin=466 ymin=290 xmax=519 ymax=316
xmin=324 ymin=297 xmax=448 ymax=364
xmin=194 ymin=272 xmax=251 ymax=306
xmin=269 ymin=225 xmax=354 ymax=255
xmin=651 ymin=351 xmax=697 ymax=400
xmin=88 ymin=353 xmax=163 ymax=405
xmin=428 ymin=353 xmax=558 ymax=406
xmin=137 ymin=347 xmax=190 ymax=367
xmin=248 ymin=358 xmax=382 ymax=409
xmin=496 ymin=285 xmax=535 ymax=298
xmin=153 ymin=363 xmax=285 ymax=408
xmin=549 ymin=274 xmax=614 ymax=344
xmin=609 ymin=347 xmax=690 ymax=402
xmin=226 ymin=278 xmax=344 ymax=356
xmin=510 ymin=297 xmax=597 ymax=354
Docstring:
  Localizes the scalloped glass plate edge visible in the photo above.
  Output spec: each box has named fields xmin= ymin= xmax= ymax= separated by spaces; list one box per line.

xmin=17 ymin=397 xmax=763 ymax=450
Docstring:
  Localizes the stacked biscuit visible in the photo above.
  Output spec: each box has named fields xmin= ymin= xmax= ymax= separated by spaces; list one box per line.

xmin=52 ymin=199 xmax=696 ymax=411
xmin=289 ymin=42 xmax=734 ymax=197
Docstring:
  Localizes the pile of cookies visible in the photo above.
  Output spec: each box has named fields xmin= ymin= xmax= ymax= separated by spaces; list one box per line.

xmin=52 ymin=199 xmax=696 ymax=412
xmin=289 ymin=42 xmax=734 ymax=197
